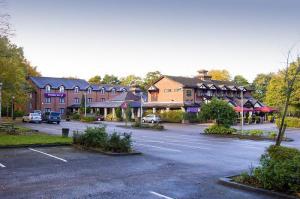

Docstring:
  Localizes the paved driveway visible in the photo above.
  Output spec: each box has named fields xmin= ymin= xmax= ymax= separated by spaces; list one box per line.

xmin=0 ymin=121 xmax=299 ymax=198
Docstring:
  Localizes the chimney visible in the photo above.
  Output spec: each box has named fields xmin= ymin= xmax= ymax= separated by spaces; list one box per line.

xmin=197 ymin=69 xmax=212 ymax=80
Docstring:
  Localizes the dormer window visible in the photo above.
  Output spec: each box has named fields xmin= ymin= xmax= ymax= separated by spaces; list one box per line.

xmin=87 ymin=87 xmax=92 ymax=94
xmin=100 ymin=88 xmax=105 ymax=94
xmin=122 ymin=88 xmax=127 ymax=93
xmin=59 ymin=86 xmax=65 ymax=93
xmin=74 ymin=86 xmax=79 ymax=93
xmin=111 ymin=88 xmax=116 ymax=94
xmin=45 ymin=85 xmax=51 ymax=93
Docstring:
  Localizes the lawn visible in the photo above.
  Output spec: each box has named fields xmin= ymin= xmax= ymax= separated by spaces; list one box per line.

xmin=0 ymin=133 xmax=72 ymax=147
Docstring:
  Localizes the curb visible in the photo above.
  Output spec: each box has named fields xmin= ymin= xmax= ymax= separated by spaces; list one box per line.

xmin=0 ymin=143 xmax=72 ymax=149
xmin=218 ymin=176 xmax=299 ymax=199
xmin=201 ymin=133 xmax=293 ymax=142
xmin=72 ymin=144 xmax=142 ymax=156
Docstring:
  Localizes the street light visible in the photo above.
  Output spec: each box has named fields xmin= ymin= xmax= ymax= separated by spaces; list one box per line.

xmin=84 ymin=92 xmax=87 ymax=117
xmin=0 ymin=82 xmax=2 ymax=122
xmin=239 ymin=87 xmax=244 ymax=134
xmin=140 ymin=92 xmax=143 ymax=126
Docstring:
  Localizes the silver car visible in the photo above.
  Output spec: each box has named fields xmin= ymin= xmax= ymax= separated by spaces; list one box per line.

xmin=22 ymin=113 xmax=42 ymax=123
xmin=142 ymin=114 xmax=161 ymax=123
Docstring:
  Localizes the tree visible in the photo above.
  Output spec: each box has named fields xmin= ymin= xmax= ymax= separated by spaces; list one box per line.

xmin=88 ymin=75 xmax=101 ymax=84
xmin=208 ymin=69 xmax=231 ymax=81
xmin=120 ymin=75 xmax=143 ymax=87
xmin=199 ymin=98 xmax=236 ymax=128
xmin=273 ymin=52 xmax=300 ymax=146
xmin=0 ymin=37 xmax=39 ymax=114
xmin=80 ymin=94 xmax=85 ymax=114
xmin=143 ymin=71 xmax=162 ymax=88
xmin=124 ymin=105 xmax=132 ymax=126
xmin=101 ymin=74 xmax=120 ymax=85
xmin=252 ymin=73 xmax=274 ymax=102
xmin=233 ymin=75 xmax=249 ymax=86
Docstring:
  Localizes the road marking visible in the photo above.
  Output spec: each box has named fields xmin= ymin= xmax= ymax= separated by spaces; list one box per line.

xmin=29 ymin=148 xmax=67 ymax=162
xmin=0 ymin=163 xmax=6 ymax=168
xmin=135 ymin=143 xmax=182 ymax=152
xmin=149 ymin=191 xmax=175 ymax=199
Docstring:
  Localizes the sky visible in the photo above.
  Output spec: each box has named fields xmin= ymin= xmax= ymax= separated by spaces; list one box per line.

xmin=5 ymin=0 xmax=300 ymax=82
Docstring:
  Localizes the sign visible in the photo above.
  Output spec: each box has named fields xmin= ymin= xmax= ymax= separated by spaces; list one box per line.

xmin=121 ymin=102 xmax=128 ymax=109
xmin=44 ymin=93 xmax=66 ymax=98
xmin=187 ymin=107 xmax=199 ymax=113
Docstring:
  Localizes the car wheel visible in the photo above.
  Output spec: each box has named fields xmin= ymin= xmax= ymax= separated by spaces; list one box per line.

xmin=57 ymin=122 xmax=60 ymax=124
xmin=151 ymin=120 xmax=154 ymax=124
xmin=142 ymin=119 xmax=145 ymax=123
xmin=22 ymin=119 xmax=25 ymax=123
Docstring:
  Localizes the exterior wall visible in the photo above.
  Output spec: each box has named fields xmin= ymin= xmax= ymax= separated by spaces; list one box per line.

xmin=148 ymin=77 xmax=184 ymax=102
xmin=183 ymin=88 xmax=195 ymax=103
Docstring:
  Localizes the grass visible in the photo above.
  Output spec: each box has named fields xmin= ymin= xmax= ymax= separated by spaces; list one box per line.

xmin=0 ymin=133 xmax=72 ymax=147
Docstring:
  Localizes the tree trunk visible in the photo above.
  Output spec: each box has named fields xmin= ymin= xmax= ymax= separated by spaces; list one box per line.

xmin=275 ymin=90 xmax=291 ymax=146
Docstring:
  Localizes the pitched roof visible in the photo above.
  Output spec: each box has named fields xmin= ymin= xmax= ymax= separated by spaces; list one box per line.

xmin=110 ymin=91 xmax=140 ymax=102
xmin=29 ymin=76 xmax=89 ymax=89
xmin=163 ymin=75 xmax=254 ymax=91
xmin=89 ymin=84 xmax=130 ymax=91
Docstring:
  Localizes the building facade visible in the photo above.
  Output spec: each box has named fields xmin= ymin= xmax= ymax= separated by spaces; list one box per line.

xmin=27 ymin=76 xmax=140 ymax=116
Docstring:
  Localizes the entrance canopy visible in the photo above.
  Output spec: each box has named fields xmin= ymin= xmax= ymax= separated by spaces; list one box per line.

xmin=234 ymin=106 xmax=253 ymax=112
xmin=254 ymin=106 xmax=277 ymax=113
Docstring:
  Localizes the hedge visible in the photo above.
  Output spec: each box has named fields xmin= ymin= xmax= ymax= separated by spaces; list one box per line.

xmin=276 ymin=117 xmax=300 ymax=128
xmin=159 ymin=110 xmax=184 ymax=123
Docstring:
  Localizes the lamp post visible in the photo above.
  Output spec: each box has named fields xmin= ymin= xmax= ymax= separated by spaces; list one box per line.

xmin=84 ymin=92 xmax=87 ymax=117
xmin=0 ymin=82 xmax=2 ymax=122
xmin=140 ymin=93 xmax=143 ymax=126
xmin=239 ymin=87 xmax=244 ymax=134
xmin=11 ymin=96 xmax=15 ymax=120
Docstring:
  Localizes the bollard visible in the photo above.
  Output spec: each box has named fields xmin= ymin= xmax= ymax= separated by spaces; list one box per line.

xmin=62 ymin=128 xmax=69 ymax=137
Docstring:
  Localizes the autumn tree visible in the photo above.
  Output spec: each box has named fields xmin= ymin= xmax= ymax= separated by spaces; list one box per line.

xmin=252 ymin=73 xmax=274 ymax=102
xmin=208 ymin=69 xmax=231 ymax=81
xmin=88 ymin=75 xmax=101 ymax=84
xmin=233 ymin=75 xmax=249 ymax=86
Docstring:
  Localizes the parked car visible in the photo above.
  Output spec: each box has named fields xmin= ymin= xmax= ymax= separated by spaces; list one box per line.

xmin=33 ymin=110 xmax=42 ymax=116
xmin=22 ymin=113 xmax=42 ymax=123
xmin=42 ymin=112 xmax=61 ymax=124
xmin=142 ymin=114 xmax=161 ymax=123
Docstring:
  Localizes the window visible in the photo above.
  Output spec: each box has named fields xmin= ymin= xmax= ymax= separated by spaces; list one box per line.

xmin=174 ymin=88 xmax=182 ymax=92
xmin=74 ymin=86 xmax=79 ymax=93
xmin=87 ymin=87 xmax=92 ymax=94
xmin=59 ymin=97 xmax=65 ymax=104
xmin=111 ymin=88 xmax=116 ymax=94
xmin=164 ymin=89 xmax=172 ymax=93
xmin=59 ymin=86 xmax=65 ymax=93
xmin=45 ymin=97 xmax=51 ymax=103
xmin=45 ymin=85 xmax=51 ymax=93
xmin=60 ymin=108 xmax=65 ymax=115
xmin=88 ymin=98 xmax=92 ymax=103
xmin=74 ymin=98 xmax=80 ymax=104
xmin=186 ymin=90 xmax=192 ymax=97
xmin=122 ymin=88 xmax=127 ymax=93
xmin=45 ymin=108 xmax=51 ymax=113
xmin=101 ymin=98 xmax=105 ymax=102
xmin=100 ymin=88 xmax=105 ymax=94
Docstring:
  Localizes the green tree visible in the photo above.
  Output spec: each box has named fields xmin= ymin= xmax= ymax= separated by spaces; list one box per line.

xmin=120 ymin=75 xmax=143 ymax=87
xmin=124 ymin=105 xmax=132 ymax=126
xmin=199 ymin=98 xmax=236 ymax=128
xmin=252 ymin=73 xmax=274 ymax=102
xmin=143 ymin=71 xmax=162 ymax=88
xmin=101 ymin=74 xmax=120 ymax=85
xmin=233 ymin=75 xmax=249 ymax=86
xmin=208 ymin=69 xmax=231 ymax=81
xmin=88 ymin=75 xmax=101 ymax=84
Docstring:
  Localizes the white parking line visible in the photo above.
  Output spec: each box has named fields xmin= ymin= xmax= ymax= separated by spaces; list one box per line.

xmin=135 ymin=143 xmax=182 ymax=152
xmin=149 ymin=191 xmax=175 ymax=199
xmin=29 ymin=148 xmax=67 ymax=162
xmin=0 ymin=163 xmax=6 ymax=168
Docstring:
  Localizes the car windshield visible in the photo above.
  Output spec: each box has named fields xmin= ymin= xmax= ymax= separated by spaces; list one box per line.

xmin=31 ymin=113 xmax=40 ymax=116
xmin=50 ymin=112 xmax=60 ymax=116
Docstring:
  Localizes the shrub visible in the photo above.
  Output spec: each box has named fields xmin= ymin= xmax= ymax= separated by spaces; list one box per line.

xmin=71 ymin=113 xmax=80 ymax=120
xmin=253 ymin=145 xmax=300 ymax=194
xmin=80 ymin=116 xmax=96 ymax=123
xmin=132 ymin=121 xmax=164 ymax=130
xmin=105 ymin=113 xmax=114 ymax=121
xmin=276 ymin=117 xmax=300 ymax=128
xmin=73 ymin=126 xmax=133 ymax=153
xmin=248 ymin=130 xmax=263 ymax=136
xmin=115 ymin=108 xmax=122 ymax=119
xmin=268 ymin=131 xmax=277 ymax=139
xmin=204 ymin=125 xmax=237 ymax=134
xmin=183 ymin=112 xmax=200 ymax=123
xmin=159 ymin=110 xmax=184 ymax=123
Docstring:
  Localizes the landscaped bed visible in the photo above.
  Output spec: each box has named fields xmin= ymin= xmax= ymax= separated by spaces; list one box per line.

xmin=220 ymin=145 xmax=300 ymax=198
xmin=73 ymin=125 xmax=141 ymax=155
xmin=117 ymin=122 xmax=165 ymax=131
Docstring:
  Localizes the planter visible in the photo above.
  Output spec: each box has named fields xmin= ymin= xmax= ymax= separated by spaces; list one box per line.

xmin=73 ymin=144 xmax=142 ymax=156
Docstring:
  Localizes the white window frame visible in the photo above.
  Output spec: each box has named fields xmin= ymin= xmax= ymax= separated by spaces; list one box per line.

xmin=111 ymin=88 xmax=116 ymax=94
xmin=45 ymin=85 xmax=51 ymax=93
xmin=59 ymin=86 xmax=65 ymax=93
xmin=45 ymin=97 xmax=51 ymax=104
xmin=74 ymin=86 xmax=79 ymax=93
xmin=59 ymin=97 xmax=65 ymax=104
xmin=87 ymin=87 xmax=92 ymax=94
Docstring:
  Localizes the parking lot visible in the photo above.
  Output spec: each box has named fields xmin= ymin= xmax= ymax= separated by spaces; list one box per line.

xmin=0 ymin=121 xmax=299 ymax=199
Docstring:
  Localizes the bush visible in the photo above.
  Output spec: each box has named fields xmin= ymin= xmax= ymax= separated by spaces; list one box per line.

xmin=247 ymin=130 xmax=263 ymax=136
xmin=71 ymin=113 xmax=80 ymax=120
xmin=115 ymin=108 xmax=122 ymax=119
xmin=159 ymin=110 xmax=184 ymax=123
xmin=253 ymin=145 xmax=300 ymax=194
xmin=132 ymin=121 xmax=164 ymax=130
xmin=268 ymin=131 xmax=277 ymax=139
xmin=73 ymin=126 xmax=133 ymax=153
xmin=183 ymin=112 xmax=200 ymax=123
xmin=105 ymin=113 xmax=114 ymax=121
xmin=276 ymin=117 xmax=300 ymax=128
xmin=80 ymin=116 xmax=96 ymax=123
xmin=204 ymin=125 xmax=237 ymax=134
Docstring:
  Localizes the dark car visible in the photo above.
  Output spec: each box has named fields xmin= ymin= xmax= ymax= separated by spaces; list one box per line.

xmin=42 ymin=112 xmax=61 ymax=124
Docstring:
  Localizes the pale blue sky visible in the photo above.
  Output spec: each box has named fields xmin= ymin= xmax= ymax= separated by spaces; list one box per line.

xmin=7 ymin=0 xmax=300 ymax=81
